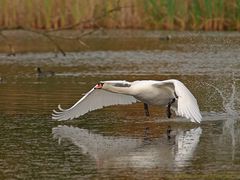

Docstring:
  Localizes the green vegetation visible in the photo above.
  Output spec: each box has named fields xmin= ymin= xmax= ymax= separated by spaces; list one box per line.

xmin=0 ymin=0 xmax=240 ymax=30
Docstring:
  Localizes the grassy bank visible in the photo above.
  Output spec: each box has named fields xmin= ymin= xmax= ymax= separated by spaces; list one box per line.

xmin=0 ymin=0 xmax=240 ymax=31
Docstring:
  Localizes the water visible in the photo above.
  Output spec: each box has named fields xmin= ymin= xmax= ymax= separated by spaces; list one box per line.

xmin=0 ymin=31 xmax=240 ymax=179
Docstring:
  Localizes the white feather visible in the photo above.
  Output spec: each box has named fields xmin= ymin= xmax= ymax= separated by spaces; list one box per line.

xmin=52 ymin=87 xmax=137 ymax=121
xmin=157 ymin=80 xmax=202 ymax=123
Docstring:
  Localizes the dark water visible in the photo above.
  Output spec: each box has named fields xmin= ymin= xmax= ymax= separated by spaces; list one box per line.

xmin=0 ymin=31 xmax=240 ymax=179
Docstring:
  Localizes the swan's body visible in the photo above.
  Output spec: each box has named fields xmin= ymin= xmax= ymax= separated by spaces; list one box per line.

xmin=52 ymin=79 xmax=202 ymax=123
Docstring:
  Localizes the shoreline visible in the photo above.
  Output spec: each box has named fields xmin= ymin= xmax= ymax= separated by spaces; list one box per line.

xmin=0 ymin=29 xmax=240 ymax=53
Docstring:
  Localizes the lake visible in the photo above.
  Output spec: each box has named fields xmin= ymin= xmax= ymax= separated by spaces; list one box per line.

xmin=0 ymin=30 xmax=240 ymax=179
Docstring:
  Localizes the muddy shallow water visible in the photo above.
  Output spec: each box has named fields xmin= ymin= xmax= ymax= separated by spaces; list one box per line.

xmin=0 ymin=31 xmax=240 ymax=179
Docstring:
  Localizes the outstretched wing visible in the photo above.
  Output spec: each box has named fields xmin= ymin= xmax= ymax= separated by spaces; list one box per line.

xmin=52 ymin=83 xmax=137 ymax=121
xmin=153 ymin=79 xmax=202 ymax=123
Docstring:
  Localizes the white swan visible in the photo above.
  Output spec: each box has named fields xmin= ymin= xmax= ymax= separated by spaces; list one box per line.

xmin=52 ymin=79 xmax=202 ymax=123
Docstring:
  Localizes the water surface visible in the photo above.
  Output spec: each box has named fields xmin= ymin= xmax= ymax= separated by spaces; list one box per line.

xmin=0 ymin=31 xmax=240 ymax=179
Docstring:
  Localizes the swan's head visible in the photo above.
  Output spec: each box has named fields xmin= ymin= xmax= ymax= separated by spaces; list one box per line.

xmin=94 ymin=82 xmax=104 ymax=89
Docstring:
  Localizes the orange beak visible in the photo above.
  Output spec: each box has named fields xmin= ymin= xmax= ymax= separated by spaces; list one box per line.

xmin=94 ymin=83 xmax=103 ymax=89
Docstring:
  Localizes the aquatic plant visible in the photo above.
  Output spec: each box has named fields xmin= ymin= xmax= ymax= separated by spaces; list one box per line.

xmin=0 ymin=0 xmax=239 ymax=30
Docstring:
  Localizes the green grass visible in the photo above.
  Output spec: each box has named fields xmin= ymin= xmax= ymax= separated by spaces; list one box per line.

xmin=192 ymin=0 xmax=202 ymax=28
xmin=0 ymin=0 xmax=240 ymax=30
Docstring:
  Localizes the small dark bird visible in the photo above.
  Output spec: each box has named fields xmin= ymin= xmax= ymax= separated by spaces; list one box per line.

xmin=159 ymin=35 xmax=172 ymax=41
xmin=0 ymin=77 xmax=3 ymax=83
xmin=36 ymin=67 xmax=55 ymax=78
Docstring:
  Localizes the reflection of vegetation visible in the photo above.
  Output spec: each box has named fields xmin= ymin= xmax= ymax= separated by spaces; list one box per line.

xmin=0 ymin=0 xmax=240 ymax=30
xmin=0 ymin=1 xmax=123 ymax=55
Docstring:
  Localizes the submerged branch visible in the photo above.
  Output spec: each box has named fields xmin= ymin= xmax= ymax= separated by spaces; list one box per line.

xmin=21 ymin=28 xmax=66 ymax=56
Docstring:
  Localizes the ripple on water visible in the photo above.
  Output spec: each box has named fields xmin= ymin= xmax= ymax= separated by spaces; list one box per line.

xmin=0 ymin=31 xmax=240 ymax=179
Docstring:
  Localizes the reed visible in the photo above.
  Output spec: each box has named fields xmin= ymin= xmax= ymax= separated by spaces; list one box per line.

xmin=192 ymin=0 xmax=202 ymax=29
xmin=237 ymin=0 xmax=240 ymax=29
xmin=0 ymin=0 xmax=239 ymax=31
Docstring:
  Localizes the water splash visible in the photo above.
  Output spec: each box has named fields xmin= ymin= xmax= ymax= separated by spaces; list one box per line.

xmin=205 ymin=75 xmax=239 ymax=161
xmin=221 ymin=77 xmax=239 ymax=161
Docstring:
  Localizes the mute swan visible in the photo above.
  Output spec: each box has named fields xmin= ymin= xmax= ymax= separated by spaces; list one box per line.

xmin=52 ymin=79 xmax=202 ymax=123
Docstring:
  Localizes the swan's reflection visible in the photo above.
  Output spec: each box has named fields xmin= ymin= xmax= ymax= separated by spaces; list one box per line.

xmin=175 ymin=127 xmax=202 ymax=167
xmin=52 ymin=126 xmax=142 ymax=165
xmin=52 ymin=125 xmax=202 ymax=169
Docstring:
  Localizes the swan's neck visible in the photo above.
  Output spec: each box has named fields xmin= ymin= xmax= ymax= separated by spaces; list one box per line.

xmin=103 ymin=84 xmax=132 ymax=95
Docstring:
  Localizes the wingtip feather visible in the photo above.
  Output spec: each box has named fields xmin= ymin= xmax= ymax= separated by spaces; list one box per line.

xmin=58 ymin=104 xmax=65 ymax=111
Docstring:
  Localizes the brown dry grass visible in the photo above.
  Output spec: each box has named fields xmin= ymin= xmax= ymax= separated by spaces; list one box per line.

xmin=0 ymin=0 xmax=239 ymax=31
